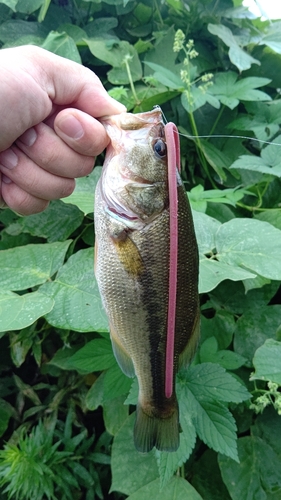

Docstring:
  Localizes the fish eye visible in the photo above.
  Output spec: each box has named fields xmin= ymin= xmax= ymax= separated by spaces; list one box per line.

xmin=153 ymin=139 xmax=167 ymax=159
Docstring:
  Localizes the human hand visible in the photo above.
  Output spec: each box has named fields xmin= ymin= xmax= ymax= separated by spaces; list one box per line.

xmin=0 ymin=45 xmax=125 ymax=215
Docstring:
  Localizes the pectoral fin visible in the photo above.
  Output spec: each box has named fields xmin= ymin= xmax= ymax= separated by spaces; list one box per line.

xmin=110 ymin=323 xmax=135 ymax=378
xmin=111 ymin=231 xmax=144 ymax=277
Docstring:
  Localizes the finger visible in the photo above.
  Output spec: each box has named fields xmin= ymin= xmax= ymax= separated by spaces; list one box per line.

xmin=1 ymin=176 xmax=49 ymax=215
xmin=0 ymin=146 xmax=75 ymax=201
xmin=16 ymin=121 xmax=97 ymax=178
xmin=0 ymin=172 xmax=7 ymax=208
xmin=0 ymin=46 xmax=126 ymax=151
xmin=54 ymin=108 xmax=111 ymax=156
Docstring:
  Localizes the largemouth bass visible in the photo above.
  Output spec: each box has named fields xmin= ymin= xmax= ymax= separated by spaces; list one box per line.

xmin=94 ymin=108 xmax=199 ymax=452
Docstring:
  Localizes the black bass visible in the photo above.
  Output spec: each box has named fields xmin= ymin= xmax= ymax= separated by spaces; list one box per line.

xmin=94 ymin=108 xmax=199 ymax=452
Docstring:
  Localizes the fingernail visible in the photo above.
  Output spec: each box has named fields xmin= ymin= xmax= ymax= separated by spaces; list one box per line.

xmin=2 ymin=174 xmax=12 ymax=184
xmin=109 ymin=97 xmax=127 ymax=112
xmin=19 ymin=127 xmax=37 ymax=147
xmin=56 ymin=115 xmax=84 ymax=140
xmin=0 ymin=149 xmax=18 ymax=169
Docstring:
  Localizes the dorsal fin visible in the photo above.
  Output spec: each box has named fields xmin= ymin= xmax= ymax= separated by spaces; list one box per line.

xmin=164 ymin=122 xmax=180 ymax=399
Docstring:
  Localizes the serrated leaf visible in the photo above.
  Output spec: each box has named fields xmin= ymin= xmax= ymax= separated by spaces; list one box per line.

xmin=1 ymin=241 xmax=71 ymax=291
xmin=219 ymin=436 xmax=281 ymax=500
xmin=66 ymin=338 xmax=115 ymax=373
xmin=182 ymin=384 xmax=239 ymax=461
xmin=126 ymin=476 xmax=203 ymax=500
xmin=156 ymin=393 xmax=196 ymax=488
xmin=0 ymin=399 xmax=14 ymax=437
xmin=0 ymin=292 xmax=54 ymax=332
xmin=182 ymin=363 xmax=250 ymax=403
xmin=40 ymin=248 xmax=108 ymax=332
xmin=111 ymin=413 xmax=159 ymax=496
xmin=251 ymin=339 xmax=281 ymax=384
xmin=200 ymin=337 xmax=246 ymax=370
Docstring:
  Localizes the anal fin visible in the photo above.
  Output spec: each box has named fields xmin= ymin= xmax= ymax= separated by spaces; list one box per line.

xmin=110 ymin=323 xmax=135 ymax=378
xmin=178 ymin=309 xmax=200 ymax=369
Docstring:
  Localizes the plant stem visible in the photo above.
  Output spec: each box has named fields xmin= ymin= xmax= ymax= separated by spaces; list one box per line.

xmin=124 ymin=58 xmax=139 ymax=105
xmin=208 ymin=105 xmax=225 ymax=138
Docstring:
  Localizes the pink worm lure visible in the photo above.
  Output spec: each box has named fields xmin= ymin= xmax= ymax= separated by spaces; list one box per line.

xmin=164 ymin=122 xmax=181 ymax=399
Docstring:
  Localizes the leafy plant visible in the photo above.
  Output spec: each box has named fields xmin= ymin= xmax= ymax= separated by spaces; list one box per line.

xmin=0 ymin=0 xmax=281 ymax=499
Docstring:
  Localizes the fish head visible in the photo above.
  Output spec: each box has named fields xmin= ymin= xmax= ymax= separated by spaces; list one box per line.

xmin=99 ymin=108 xmax=168 ymax=226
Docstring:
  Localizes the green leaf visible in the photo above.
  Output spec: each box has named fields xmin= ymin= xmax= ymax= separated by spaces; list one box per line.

xmin=234 ymin=305 xmax=281 ymax=366
xmin=0 ymin=291 xmax=54 ymax=332
xmin=200 ymin=311 xmax=236 ymax=349
xmin=111 ymin=413 xmax=159 ymax=496
xmin=64 ymin=338 xmax=115 ymax=374
xmin=216 ymin=218 xmax=281 ymax=280
xmin=255 ymin=209 xmax=281 ymax=231
xmin=209 ymin=71 xmax=271 ymax=109
xmin=251 ymin=339 xmax=281 ymax=384
xmin=191 ymin=449 xmax=232 ymax=500
xmin=86 ymin=39 xmax=142 ymax=83
xmin=199 ymin=257 xmax=255 ymax=294
xmin=40 ymin=248 xmax=108 ymax=332
xmin=126 ymin=476 xmax=203 ymax=500
xmin=0 ymin=0 xmax=17 ymax=11
xmin=15 ymin=0 xmax=43 ymax=14
xmin=182 ymin=363 xmax=250 ymax=403
xmin=199 ymin=337 xmax=247 ymax=370
xmin=0 ymin=20 xmax=48 ymax=43
xmin=182 ymin=384 xmax=239 ymax=461
xmin=6 ymin=200 xmax=84 ymax=242
xmin=86 ymin=372 xmax=106 ymax=411
xmin=1 ymin=240 xmax=71 ymax=291
xmin=230 ymin=135 xmax=281 ymax=178
xmin=62 ymin=168 xmax=101 ymax=215
xmin=208 ymin=24 xmax=260 ymax=71
xmin=103 ymin=396 xmax=129 ymax=436
xmin=156 ymin=399 xmax=197 ymax=487
xmin=103 ymin=363 xmax=132 ymax=401
xmin=0 ymin=399 xmax=14 ymax=437
xmin=41 ymin=31 xmax=81 ymax=63
xmin=219 ymin=436 xmax=281 ymax=500
xmin=198 ymin=140 xmax=229 ymax=181
xmin=144 ymin=61 xmax=183 ymax=90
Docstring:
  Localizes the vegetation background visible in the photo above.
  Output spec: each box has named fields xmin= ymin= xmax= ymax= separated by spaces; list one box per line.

xmin=0 ymin=0 xmax=281 ymax=498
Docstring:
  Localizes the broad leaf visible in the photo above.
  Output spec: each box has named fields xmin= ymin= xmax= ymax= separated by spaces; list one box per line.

xmin=1 ymin=241 xmax=71 ymax=291
xmin=208 ymin=71 xmax=271 ymax=109
xmin=40 ymin=248 xmax=108 ymax=332
xmin=216 ymin=218 xmax=281 ymax=280
xmin=208 ymin=24 xmax=260 ymax=71
xmin=111 ymin=413 xmax=159 ymax=496
xmin=219 ymin=436 xmax=281 ymax=500
xmin=42 ymin=31 xmax=81 ymax=63
xmin=251 ymin=339 xmax=281 ymax=384
xmin=234 ymin=305 xmax=281 ymax=366
xmin=0 ymin=292 xmax=54 ymax=332
xmin=6 ymin=200 xmax=83 ymax=242
xmin=62 ymin=168 xmax=101 ymax=215
xmin=66 ymin=338 xmax=115 ymax=373
xmin=127 ymin=476 xmax=203 ymax=500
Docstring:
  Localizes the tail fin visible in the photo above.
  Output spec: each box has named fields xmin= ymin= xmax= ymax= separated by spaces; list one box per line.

xmin=134 ymin=403 xmax=179 ymax=453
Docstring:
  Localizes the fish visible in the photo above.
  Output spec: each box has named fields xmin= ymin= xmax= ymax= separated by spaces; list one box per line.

xmin=94 ymin=108 xmax=200 ymax=453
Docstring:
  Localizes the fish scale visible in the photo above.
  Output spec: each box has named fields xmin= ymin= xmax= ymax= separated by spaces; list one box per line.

xmin=94 ymin=108 xmax=199 ymax=452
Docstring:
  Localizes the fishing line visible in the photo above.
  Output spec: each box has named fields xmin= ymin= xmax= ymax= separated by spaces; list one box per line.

xmin=154 ymin=105 xmax=281 ymax=147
